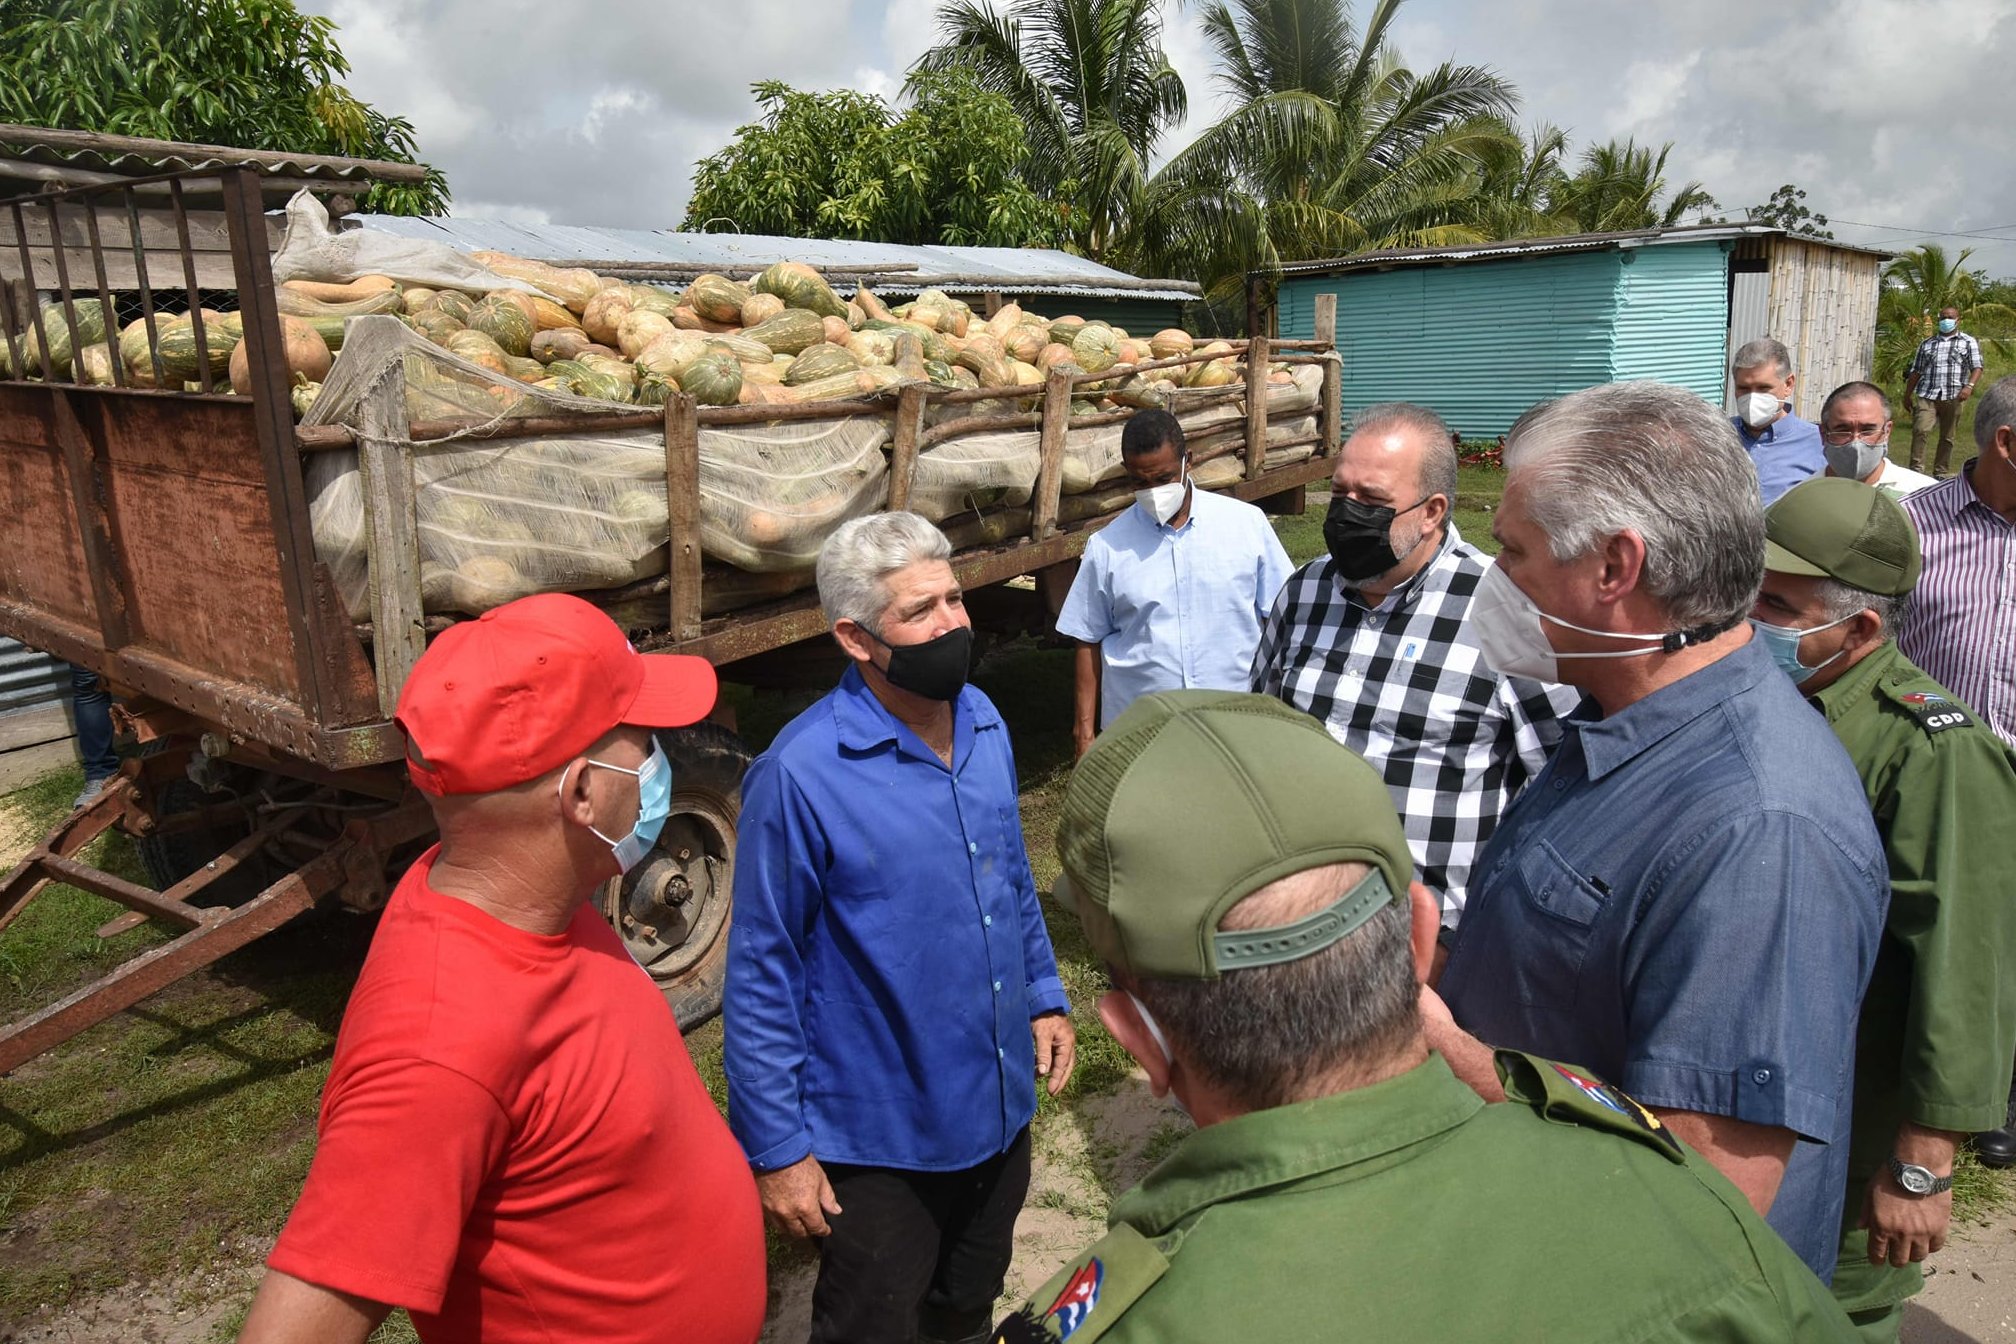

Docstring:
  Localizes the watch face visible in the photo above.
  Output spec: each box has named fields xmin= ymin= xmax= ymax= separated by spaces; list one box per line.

xmin=1899 ymin=1165 xmax=1935 ymax=1194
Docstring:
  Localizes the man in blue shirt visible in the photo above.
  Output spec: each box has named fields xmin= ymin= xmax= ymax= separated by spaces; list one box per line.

xmin=725 ymin=510 xmax=1075 ymax=1344
xmin=1057 ymin=409 xmax=1292 ymax=757
xmin=1428 ymin=380 xmax=1889 ymax=1283
xmin=1732 ymin=337 xmax=1826 ymax=505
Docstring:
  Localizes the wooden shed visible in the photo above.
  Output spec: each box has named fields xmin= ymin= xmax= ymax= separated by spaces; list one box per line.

xmin=1271 ymin=224 xmax=1890 ymax=437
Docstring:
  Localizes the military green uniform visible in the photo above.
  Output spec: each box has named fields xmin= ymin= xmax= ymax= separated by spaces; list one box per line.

xmin=1808 ymin=641 xmax=2016 ymax=1328
xmin=996 ymin=1051 xmax=1854 ymax=1343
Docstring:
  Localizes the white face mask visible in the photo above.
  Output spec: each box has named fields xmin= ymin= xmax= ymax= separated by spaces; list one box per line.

xmin=1135 ymin=474 xmax=1189 ymax=526
xmin=1126 ymin=991 xmax=1190 ymax=1118
xmin=1471 ymin=562 xmax=1685 ymax=683
xmin=1738 ymin=391 xmax=1784 ymax=430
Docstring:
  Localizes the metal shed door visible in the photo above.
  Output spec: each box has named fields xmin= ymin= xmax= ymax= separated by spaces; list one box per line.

xmin=1725 ymin=268 xmax=1770 ymax=412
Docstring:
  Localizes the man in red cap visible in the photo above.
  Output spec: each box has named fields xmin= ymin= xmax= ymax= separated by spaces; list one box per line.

xmin=238 ymin=594 xmax=764 ymax=1344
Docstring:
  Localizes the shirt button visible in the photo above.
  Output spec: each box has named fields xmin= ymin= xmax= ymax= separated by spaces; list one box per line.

xmin=1753 ymin=1068 xmax=1771 ymax=1084
xmin=983 ymin=915 xmax=993 ymax=927
xmin=993 ymin=980 xmax=1002 ymax=993
xmin=968 ymin=841 xmax=978 ymax=855
xmin=1552 ymin=779 xmax=1567 ymax=791
xmin=998 ymin=1048 xmax=1005 ymax=1059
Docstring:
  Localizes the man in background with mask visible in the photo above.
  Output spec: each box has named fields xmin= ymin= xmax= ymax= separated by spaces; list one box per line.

xmin=241 ymin=595 xmax=764 ymax=1344
xmin=1731 ymin=337 xmax=1825 ymax=505
xmin=1057 ymin=408 xmax=1291 ymax=758
xmin=1818 ymin=382 xmax=1934 ymax=499
xmin=994 ymin=690 xmax=1857 ymax=1343
xmin=1431 ymin=381 xmax=1888 ymax=1285
xmin=1902 ymin=307 xmax=1982 ymax=477
xmin=725 ymin=510 xmax=1075 ymax=1344
xmin=1753 ymin=477 xmax=2016 ymax=1339
xmin=1251 ymin=401 xmax=1579 ymax=927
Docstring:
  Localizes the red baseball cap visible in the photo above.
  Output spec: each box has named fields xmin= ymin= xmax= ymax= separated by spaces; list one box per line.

xmin=394 ymin=593 xmax=717 ymax=796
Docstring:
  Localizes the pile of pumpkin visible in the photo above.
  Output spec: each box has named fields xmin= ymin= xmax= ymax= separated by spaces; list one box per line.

xmin=1 ymin=253 xmax=1283 ymax=420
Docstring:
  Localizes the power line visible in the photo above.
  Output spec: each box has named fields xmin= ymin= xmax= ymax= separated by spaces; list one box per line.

xmin=1827 ymin=217 xmax=2016 ymax=243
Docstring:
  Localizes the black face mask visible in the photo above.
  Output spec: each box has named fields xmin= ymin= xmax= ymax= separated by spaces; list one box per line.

xmin=1324 ymin=494 xmax=1431 ymax=582
xmin=868 ymin=624 xmax=972 ymax=701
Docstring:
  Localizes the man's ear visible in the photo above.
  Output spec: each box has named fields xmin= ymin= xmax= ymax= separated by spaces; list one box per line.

xmin=1594 ymin=528 xmax=1648 ymax=604
xmin=831 ymin=617 xmax=878 ymax=665
xmin=1408 ymin=881 xmax=1440 ymax=983
xmin=1784 ymin=372 xmax=1797 ymax=399
xmin=555 ymin=757 xmax=595 ymax=828
xmin=1097 ymin=988 xmax=1172 ymax=1098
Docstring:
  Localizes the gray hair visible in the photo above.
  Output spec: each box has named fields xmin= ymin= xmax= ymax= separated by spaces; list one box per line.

xmin=1504 ymin=381 xmax=1764 ymax=630
xmin=816 ymin=511 xmax=952 ymax=632
xmin=1813 ymin=576 xmax=1907 ymax=643
xmin=1821 ymin=381 xmax=1892 ymax=425
xmin=1732 ymin=337 xmax=1793 ymax=380
xmin=1130 ymin=862 xmax=1418 ymax=1111
xmin=1351 ymin=402 xmax=1459 ymax=506
xmin=1974 ymin=376 xmax=2016 ymax=450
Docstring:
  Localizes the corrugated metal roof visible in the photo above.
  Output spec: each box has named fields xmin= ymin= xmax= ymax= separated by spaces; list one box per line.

xmin=346 ymin=214 xmax=1202 ymax=300
xmin=0 ymin=124 xmax=427 ymax=187
xmin=1274 ymin=223 xmax=1891 ymax=277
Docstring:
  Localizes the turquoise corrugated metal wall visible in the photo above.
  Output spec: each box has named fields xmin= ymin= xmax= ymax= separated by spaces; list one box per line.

xmin=1610 ymin=243 xmax=1732 ymax=404
xmin=1043 ymin=297 xmax=1184 ymax=333
xmin=1277 ymin=243 xmax=1733 ymax=437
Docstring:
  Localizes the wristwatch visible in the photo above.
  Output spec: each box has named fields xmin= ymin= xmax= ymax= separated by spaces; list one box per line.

xmin=1887 ymin=1157 xmax=1954 ymax=1196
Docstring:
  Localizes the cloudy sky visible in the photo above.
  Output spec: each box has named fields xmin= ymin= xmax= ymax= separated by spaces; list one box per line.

xmin=303 ymin=0 xmax=2016 ymax=276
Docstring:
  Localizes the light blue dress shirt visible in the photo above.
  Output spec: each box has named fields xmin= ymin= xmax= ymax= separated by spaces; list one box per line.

xmin=1056 ymin=487 xmax=1294 ymax=727
xmin=1736 ymin=411 xmax=1826 ymax=506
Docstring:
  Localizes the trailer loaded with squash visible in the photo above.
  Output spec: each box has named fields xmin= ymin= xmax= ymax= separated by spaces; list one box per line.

xmin=0 ymin=162 xmax=1343 ymax=1075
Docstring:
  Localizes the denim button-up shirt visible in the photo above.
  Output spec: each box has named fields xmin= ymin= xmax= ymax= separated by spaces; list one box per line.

xmin=1443 ymin=635 xmax=1889 ymax=1279
xmin=724 ymin=666 xmax=1068 ymax=1173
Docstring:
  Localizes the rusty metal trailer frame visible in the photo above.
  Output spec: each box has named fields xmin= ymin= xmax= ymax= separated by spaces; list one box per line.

xmin=0 ymin=161 xmax=1344 ymax=1074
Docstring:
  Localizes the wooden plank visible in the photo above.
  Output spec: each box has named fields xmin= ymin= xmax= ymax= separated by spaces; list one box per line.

xmin=47 ymin=390 xmax=126 ymax=646
xmin=354 ymin=363 xmax=425 ymax=716
xmin=1313 ymin=292 xmax=1338 ymax=349
xmin=664 ymin=393 xmax=703 ymax=642
xmin=0 ymin=201 xmax=238 ymax=254
xmin=886 ymin=382 xmax=926 ymax=513
xmin=1315 ymin=291 xmax=1342 ymax=457
xmin=1031 ymin=367 xmax=1072 ymax=541
xmin=0 ymin=248 xmax=242 ymax=291
xmin=1243 ymin=334 xmax=1270 ymax=480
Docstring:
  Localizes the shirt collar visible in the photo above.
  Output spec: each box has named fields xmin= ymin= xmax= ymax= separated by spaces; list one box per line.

xmin=1333 ymin=523 xmax=1463 ymax=612
xmin=1573 ymin=633 xmax=1772 ymax=782
xmin=1108 ymin=1054 xmax=1482 ymax=1236
xmin=1810 ymin=639 xmax=1903 ymax=724
xmin=830 ymin=663 xmax=1000 ymax=760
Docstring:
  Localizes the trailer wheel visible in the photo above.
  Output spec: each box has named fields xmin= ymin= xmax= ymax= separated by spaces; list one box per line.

xmin=132 ymin=753 xmax=276 ymax=904
xmin=600 ymin=722 xmax=751 ymax=1030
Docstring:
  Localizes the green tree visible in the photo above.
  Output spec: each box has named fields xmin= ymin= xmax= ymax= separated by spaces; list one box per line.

xmin=1745 ymin=183 xmax=1832 ymax=238
xmin=683 ymin=70 xmax=1064 ymax=247
xmin=1875 ymin=244 xmax=2016 ymax=384
xmin=909 ymin=0 xmax=1187 ymax=260
xmin=0 ymin=0 xmax=446 ymax=213
xmin=1465 ymin=118 xmax=1577 ymax=238
xmin=1555 ymin=138 xmax=1716 ymax=232
xmin=1127 ymin=0 xmax=1518 ymax=301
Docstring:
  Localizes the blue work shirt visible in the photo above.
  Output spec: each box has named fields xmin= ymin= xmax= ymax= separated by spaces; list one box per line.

xmin=1057 ymin=489 xmax=1293 ymax=726
xmin=1736 ymin=411 xmax=1826 ymax=506
xmin=1442 ymin=635 xmax=1888 ymax=1280
xmin=723 ymin=666 xmax=1069 ymax=1174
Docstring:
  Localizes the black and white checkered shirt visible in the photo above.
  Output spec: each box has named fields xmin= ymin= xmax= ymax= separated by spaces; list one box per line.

xmin=1250 ymin=527 xmax=1583 ymax=924
xmin=1907 ymin=330 xmax=1983 ymax=400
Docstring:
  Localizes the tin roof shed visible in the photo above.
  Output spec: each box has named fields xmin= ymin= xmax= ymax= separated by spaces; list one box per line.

xmin=1272 ymin=224 xmax=1890 ymax=437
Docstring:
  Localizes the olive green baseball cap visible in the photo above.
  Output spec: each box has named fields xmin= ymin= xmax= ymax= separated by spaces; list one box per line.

xmin=1764 ymin=477 xmax=1922 ymax=597
xmin=1055 ymin=691 xmax=1412 ymax=982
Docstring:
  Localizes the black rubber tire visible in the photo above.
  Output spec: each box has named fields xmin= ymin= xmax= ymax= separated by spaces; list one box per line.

xmin=599 ymin=722 xmax=752 ymax=1030
xmin=131 ymin=751 xmax=277 ymax=904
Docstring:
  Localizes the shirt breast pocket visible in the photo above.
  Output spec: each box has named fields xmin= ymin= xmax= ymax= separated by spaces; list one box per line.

xmin=1508 ymin=840 xmax=1609 ymax=1011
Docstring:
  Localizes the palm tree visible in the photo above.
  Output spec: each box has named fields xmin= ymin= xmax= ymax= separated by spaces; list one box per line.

xmin=1875 ymin=244 xmax=2016 ymax=384
xmin=908 ymin=0 xmax=1187 ymax=261
xmin=1465 ymin=119 xmax=1577 ymax=238
xmin=1554 ymin=138 xmax=1717 ymax=233
xmin=1123 ymin=0 xmax=1518 ymax=302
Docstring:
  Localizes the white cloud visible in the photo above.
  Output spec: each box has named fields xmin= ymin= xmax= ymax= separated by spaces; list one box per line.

xmin=302 ymin=0 xmax=2016 ymax=274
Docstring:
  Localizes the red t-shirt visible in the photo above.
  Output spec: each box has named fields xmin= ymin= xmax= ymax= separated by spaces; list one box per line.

xmin=269 ymin=850 xmax=764 ymax=1343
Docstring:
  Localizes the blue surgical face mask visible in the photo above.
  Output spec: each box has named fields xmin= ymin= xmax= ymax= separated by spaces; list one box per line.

xmin=1751 ymin=612 xmax=1857 ymax=685
xmin=561 ymin=739 xmax=672 ymax=873
xmin=1938 ymin=318 xmax=1958 ymax=334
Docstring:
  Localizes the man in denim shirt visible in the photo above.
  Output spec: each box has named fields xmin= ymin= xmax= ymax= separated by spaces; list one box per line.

xmin=725 ymin=511 xmax=1075 ymax=1344
xmin=1430 ymin=382 xmax=1889 ymax=1282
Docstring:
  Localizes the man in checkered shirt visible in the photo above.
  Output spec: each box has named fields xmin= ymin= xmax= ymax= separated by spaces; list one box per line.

xmin=1251 ymin=403 xmax=1580 ymax=927
xmin=1903 ymin=307 xmax=1983 ymax=477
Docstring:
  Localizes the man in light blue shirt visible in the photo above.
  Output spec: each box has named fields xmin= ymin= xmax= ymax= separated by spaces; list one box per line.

xmin=1732 ymin=337 xmax=1826 ymax=505
xmin=1057 ymin=409 xmax=1293 ymax=757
